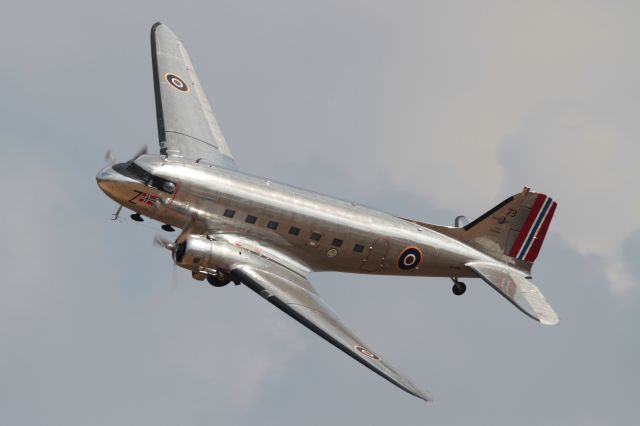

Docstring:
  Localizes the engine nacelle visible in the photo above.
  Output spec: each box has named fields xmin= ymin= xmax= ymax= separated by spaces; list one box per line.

xmin=172 ymin=235 xmax=247 ymax=281
xmin=173 ymin=235 xmax=213 ymax=269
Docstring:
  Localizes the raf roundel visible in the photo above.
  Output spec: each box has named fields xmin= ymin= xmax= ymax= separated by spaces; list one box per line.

xmin=164 ymin=73 xmax=189 ymax=92
xmin=398 ymin=246 xmax=422 ymax=270
xmin=355 ymin=345 xmax=381 ymax=360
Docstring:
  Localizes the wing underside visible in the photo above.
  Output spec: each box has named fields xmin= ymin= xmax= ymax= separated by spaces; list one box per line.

xmin=150 ymin=22 xmax=236 ymax=169
xmin=228 ymin=257 xmax=429 ymax=401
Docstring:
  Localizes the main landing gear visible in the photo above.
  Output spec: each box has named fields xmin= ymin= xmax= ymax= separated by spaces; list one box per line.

xmin=191 ymin=268 xmax=234 ymax=288
xmin=451 ymin=277 xmax=466 ymax=296
xmin=206 ymin=274 xmax=232 ymax=288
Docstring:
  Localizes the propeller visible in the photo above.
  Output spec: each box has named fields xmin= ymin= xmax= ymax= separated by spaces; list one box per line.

xmin=102 ymin=145 xmax=148 ymax=166
xmin=153 ymin=216 xmax=200 ymax=292
xmin=130 ymin=144 xmax=148 ymax=162
xmin=153 ymin=234 xmax=180 ymax=291
xmin=154 ymin=234 xmax=176 ymax=251
xmin=104 ymin=150 xmax=116 ymax=165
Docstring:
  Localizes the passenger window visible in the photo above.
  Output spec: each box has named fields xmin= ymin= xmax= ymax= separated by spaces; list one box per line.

xmin=224 ymin=209 xmax=235 ymax=218
xmin=267 ymin=221 xmax=279 ymax=230
xmin=307 ymin=232 xmax=322 ymax=247
xmin=353 ymin=244 xmax=365 ymax=253
xmin=288 ymin=226 xmax=300 ymax=236
xmin=331 ymin=238 xmax=343 ymax=247
xmin=245 ymin=215 xmax=257 ymax=224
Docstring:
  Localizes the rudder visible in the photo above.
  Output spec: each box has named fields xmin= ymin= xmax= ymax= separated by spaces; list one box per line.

xmin=504 ymin=192 xmax=557 ymax=262
xmin=435 ymin=187 xmax=558 ymax=269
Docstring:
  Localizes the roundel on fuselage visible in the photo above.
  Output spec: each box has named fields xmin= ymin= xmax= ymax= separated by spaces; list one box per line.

xmin=398 ymin=246 xmax=422 ymax=270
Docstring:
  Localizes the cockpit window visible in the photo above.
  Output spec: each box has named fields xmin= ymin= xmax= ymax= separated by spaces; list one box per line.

xmin=113 ymin=162 xmax=176 ymax=194
xmin=126 ymin=163 xmax=153 ymax=184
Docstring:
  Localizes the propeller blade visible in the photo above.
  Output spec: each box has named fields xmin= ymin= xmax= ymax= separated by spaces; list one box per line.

xmin=104 ymin=150 xmax=116 ymax=165
xmin=130 ymin=145 xmax=148 ymax=162
xmin=171 ymin=262 xmax=179 ymax=292
xmin=175 ymin=214 xmax=205 ymax=245
xmin=154 ymin=234 xmax=175 ymax=251
xmin=152 ymin=235 xmax=180 ymax=291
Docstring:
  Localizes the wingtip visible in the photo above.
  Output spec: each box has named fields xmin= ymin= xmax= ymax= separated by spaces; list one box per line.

xmin=420 ymin=394 xmax=433 ymax=403
xmin=406 ymin=385 xmax=433 ymax=402
xmin=150 ymin=21 xmax=180 ymax=41
xmin=539 ymin=314 xmax=560 ymax=326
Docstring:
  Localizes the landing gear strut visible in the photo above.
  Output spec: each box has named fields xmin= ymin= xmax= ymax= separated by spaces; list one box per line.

xmin=451 ymin=277 xmax=466 ymax=296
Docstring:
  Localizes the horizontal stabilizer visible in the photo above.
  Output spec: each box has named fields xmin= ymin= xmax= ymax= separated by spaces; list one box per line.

xmin=466 ymin=261 xmax=559 ymax=326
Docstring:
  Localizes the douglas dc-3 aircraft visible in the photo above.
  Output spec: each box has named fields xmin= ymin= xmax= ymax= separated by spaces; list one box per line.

xmin=96 ymin=22 xmax=559 ymax=401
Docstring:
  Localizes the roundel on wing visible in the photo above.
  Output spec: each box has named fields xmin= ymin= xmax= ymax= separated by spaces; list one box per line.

xmin=355 ymin=345 xmax=381 ymax=360
xmin=164 ymin=73 xmax=189 ymax=92
xmin=398 ymin=246 xmax=422 ymax=270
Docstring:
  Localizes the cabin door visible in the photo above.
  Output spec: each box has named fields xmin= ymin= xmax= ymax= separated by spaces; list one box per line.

xmin=360 ymin=238 xmax=390 ymax=273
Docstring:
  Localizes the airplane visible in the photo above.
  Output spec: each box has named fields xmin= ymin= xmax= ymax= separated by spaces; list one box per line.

xmin=96 ymin=22 xmax=559 ymax=402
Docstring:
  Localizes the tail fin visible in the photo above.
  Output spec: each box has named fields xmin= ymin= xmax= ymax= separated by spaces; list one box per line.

xmin=463 ymin=187 xmax=557 ymax=265
xmin=421 ymin=187 xmax=558 ymax=269
xmin=409 ymin=188 xmax=559 ymax=324
xmin=503 ymin=190 xmax=557 ymax=262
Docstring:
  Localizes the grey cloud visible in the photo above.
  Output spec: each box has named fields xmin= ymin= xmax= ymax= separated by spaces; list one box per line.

xmin=622 ymin=230 xmax=640 ymax=285
xmin=1 ymin=1 xmax=638 ymax=425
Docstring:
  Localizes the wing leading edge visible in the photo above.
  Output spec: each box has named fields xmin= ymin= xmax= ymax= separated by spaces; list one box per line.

xmin=151 ymin=22 xmax=236 ymax=169
xmin=230 ymin=261 xmax=430 ymax=401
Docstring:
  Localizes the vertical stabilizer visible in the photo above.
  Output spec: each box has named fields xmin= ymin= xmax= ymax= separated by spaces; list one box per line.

xmin=415 ymin=187 xmax=558 ymax=271
xmin=504 ymin=192 xmax=557 ymax=262
xmin=461 ymin=187 xmax=557 ymax=268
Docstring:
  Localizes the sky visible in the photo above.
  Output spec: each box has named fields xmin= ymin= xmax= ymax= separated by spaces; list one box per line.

xmin=1 ymin=1 xmax=639 ymax=424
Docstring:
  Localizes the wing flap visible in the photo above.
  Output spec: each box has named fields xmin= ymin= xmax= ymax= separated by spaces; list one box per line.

xmin=151 ymin=22 xmax=236 ymax=168
xmin=231 ymin=264 xmax=430 ymax=401
xmin=466 ymin=261 xmax=559 ymax=325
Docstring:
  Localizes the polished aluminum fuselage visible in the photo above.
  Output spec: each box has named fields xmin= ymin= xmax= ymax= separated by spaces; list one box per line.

xmin=98 ymin=155 xmax=491 ymax=278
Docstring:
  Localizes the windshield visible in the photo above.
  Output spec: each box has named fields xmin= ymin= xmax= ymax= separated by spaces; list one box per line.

xmin=112 ymin=162 xmax=176 ymax=193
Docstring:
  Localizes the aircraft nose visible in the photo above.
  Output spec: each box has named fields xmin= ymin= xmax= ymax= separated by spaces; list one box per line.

xmin=96 ymin=165 xmax=128 ymax=197
xmin=96 ymin=166 xmax=115 ymax=191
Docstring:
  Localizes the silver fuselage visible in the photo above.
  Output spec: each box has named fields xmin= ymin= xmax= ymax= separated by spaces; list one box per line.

xmin=97 ymin=155 xmax=491 ymax=278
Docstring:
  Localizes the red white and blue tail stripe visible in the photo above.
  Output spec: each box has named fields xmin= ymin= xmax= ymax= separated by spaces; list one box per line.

xmin=507 ymin=194 xmax=557 ymax=263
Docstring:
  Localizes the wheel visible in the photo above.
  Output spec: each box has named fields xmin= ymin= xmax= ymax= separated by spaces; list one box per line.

xmin=452 ymin=281 xmax=466 ymax=296
xmin=130 ymin=213 xmax=144 ymax=222
xmin=161 ymin=224 xmax=175 ymax=232
xmin=207 ymin=275 xmax=231 ymax=287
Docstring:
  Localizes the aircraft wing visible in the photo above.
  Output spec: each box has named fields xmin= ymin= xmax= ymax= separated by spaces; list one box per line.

xmin=229 ymin=259 xmax=430 ymax=401
xmin=150 ymin=22 xmax=236 ymax=169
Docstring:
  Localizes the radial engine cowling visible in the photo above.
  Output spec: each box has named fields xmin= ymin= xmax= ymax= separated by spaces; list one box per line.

xmin=173 ymin=235 xmax=213 ymax=269
xmin=172 ymin=235 xmax=245 ymax=275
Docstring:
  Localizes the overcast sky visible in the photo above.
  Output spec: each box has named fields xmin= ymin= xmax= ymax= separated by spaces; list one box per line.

xmin=1 ymin=1 xmax=639 ymax=425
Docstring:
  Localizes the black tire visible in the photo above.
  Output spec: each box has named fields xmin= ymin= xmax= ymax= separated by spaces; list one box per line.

xmin=207 ymin=275 xmax=231 ymax=287
xmin=452 ymin=282 xmax=466 ymax=296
